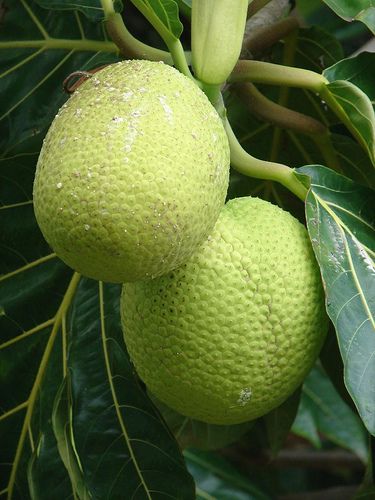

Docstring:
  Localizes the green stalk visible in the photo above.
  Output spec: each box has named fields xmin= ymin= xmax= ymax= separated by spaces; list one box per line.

xmin=224 ymin=119 xmax=307 ymax=201
xmin=0 ymin=39 xmax=118 ymax=52
xmin=129 ymin=0 xmax=194 ymax=79
xmin=233 ymin=83 xmax=327 ymax=136
xmin=229 ymin=60 xmax=328 ymax=92
xmin=105 ymin=12 xmax=172 ymax=62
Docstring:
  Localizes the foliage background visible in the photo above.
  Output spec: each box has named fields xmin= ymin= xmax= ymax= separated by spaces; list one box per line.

xmin=1 ymin=0 xmax=374 ymax=498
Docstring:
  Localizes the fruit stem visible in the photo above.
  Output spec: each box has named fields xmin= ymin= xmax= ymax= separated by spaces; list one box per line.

xmin=224 ymin=119 xmax=308 ymax=201
xmin=168 ymin=39 xmax=196 ymax=81
xmin=228 ymin=60 xmax=328 ymax=92
xmin=232 ymin=82 xmax=327 ymax=136
xmin=201 ymin=83 xmax=223 ymax=109
xmin=101 ymin=0 xmax=173 ymax=62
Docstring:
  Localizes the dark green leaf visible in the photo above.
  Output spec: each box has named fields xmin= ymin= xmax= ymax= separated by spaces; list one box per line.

xmin=296 ymin=165 xmax=375 ymax=435
xmin=292 ymin=365 xmax=368 ymax=461
xmin=176 ymin=0 xmax=191 ymax=18
xmin=356 ymin=437 xmax=375 ymax=498
xmin=0 ymin=0 xmax=120 ymax=152
xmin=321 ymin=0 xmax=375 ymax=35
xmin=320 ymin=323 xmax=357 ymax=411
xmin=184 ymin=449 xmax=271 ymax=500
xmin=324 ymin=52 xmax=375 ymax=104
xmin=264 ymin=389 xmax=301 ymax=456
xmin=130 ymin=0 xmax=183 ymax=40
xmin=34 ymin=0 xmax=123 ymax=21
xmin=52 ymin=379 xmax=89 ymax=499
xmin=294 ymin=26 xmax=344 ymax=72
xmin=150 ymin=394 xmax=253 ymax=451
xmin=65 ymin=279 xmax=195 ymax=499
xmin=0 ymin=269 xmax=77 ymax=498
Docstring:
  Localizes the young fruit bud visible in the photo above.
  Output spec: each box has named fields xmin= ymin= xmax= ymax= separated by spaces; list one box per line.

xmin=192 ymin=0 xmax=248 ymax=85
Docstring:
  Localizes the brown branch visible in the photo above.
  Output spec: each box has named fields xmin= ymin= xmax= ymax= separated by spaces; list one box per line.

xmin=243 ymin=16 xmax=299 ymax=57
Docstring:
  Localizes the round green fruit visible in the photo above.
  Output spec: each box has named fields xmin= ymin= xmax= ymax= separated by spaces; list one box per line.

xmin=33 ymin=60 xmax=229 ymax=283
xmin=121 ymin=197 xmax=328 ymax=425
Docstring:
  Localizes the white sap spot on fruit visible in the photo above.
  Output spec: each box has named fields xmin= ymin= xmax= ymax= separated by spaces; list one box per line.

xmin=122 ymin=91 xmax=134 ymax=101
xmin=60 ymin=137 xmax=66 ymax=146
xmin=112 ymin=116 xmax=124 ymax=124
xmin=124 ymin=122 xmax=138 ymax=153
xmin=237 ymin=388 xmax=252 ymax=406
xmin=212 ymin=133 xmax=218 ymax=143
xmin=92 ymin=78 xmax=100 ymax=86
xmin=74 ymin=108 xmax=82 ymax=117
xmin=84 ymin=224 xmax=90 ymax=231
xmin=158 ymin=95 xmax=173 ymax=123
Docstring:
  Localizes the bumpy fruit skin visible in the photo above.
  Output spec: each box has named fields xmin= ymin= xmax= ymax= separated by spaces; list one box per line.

xmin=33 ymin=60 xmax=229 ymax=283
xmin=121 ymin=197 xmax=328 ymax=425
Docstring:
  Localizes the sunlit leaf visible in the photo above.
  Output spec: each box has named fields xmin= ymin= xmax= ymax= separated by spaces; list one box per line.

xmin=296 ymin=165 xmax=375 ymax=435
xmin=321 ymin=80 xmax=375 ymax=165
xmin=292 ymin=365 xmax=368 ymax=461
xmin=322 ymin=0 xmax=375 ymax=35
xmin=324 ymin=52 xmax=375 ymax=104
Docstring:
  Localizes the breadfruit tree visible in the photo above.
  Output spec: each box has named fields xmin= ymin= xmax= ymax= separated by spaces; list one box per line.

xmin=1 ymin=0 xmax=374 ymax=498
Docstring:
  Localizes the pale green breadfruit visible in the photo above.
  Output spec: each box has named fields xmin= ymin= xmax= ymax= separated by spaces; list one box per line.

xmin=121 ymin=197 xmax=328 ymax=425
xmin=33 ymin=60 xmax=229 ymax=283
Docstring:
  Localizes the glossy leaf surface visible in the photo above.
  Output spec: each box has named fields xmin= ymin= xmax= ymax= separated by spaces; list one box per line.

xmin=296 ymin=165 xmax=375 ymax=435
xmin=322 ymin=0 xmax=375 ymax=34
xmin=324 ymin=52 xmax=375 ymax=104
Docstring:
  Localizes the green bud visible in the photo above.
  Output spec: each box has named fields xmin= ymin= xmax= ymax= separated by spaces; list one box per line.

xmin=192 ymin=0 xmax=248 ymax=85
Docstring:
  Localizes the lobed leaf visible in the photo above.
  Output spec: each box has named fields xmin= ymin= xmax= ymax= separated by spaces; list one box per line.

xmin=296 ymin=165 xmax=375 ymax=435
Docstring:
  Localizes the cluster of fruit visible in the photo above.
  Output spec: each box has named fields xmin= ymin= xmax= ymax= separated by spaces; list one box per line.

xmin=33 ymin=60 xmax=327 ymax=439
